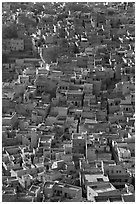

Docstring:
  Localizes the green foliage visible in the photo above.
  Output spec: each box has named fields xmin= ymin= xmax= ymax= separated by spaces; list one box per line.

xmin=65 ymin=2 xmax=90 ymax=12
xmin=18 ymin=14 xmax=37 ymax=27
xmin=10 ymin=3 xmax=28 ymax=11
xmin=2 ymin=54 xmax=9 ymax=63
xmin=42 ymin=46 xmax=60 ymax=64
xmin=2 ymin=24 xmax=18 ymax=39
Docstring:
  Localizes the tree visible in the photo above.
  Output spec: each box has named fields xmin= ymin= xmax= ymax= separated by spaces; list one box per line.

xmin=42 ymin=45 xmax=60 ymax=64
xmin=32 ymin=3 xmax=44 ymax=13
xmin=2 ymin=54 xmax=9 ymax=63
xmin=66 ymin=2 xmax=90 ymax=12
xmin=2 ymin=24 xmax=18 ymax=39
xmin=73 ymin=42 xmax=80 ymax=54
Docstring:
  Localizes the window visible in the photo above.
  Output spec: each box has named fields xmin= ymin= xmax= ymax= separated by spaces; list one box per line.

xmin=64 ymin=193 xmax=68 ymax=198
xmin=92 ymin=185 xmax=97 ymax=189
xmin=106 ymin=170 xmax=109 ymax=175
xmin=56 ymin=190 xmax=62 ymax=196
xmin=114 ymin=179 xmax=120 ymax=182
xmin=115 ymin=101 xmax=119 ymax=106
xmin=97 ymin=178 xmax=104 ymax=182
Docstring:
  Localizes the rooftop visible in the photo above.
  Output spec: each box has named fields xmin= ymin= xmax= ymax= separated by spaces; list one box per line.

xmin=89 ymin=183 xmax=116 ymax=194
xmin=85 ymin=174 xmax=109 ymax=183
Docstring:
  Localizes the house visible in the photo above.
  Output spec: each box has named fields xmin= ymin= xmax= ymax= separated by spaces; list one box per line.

xmin=121 ymin=66 xmax=135 ymax=82
xmin=83 ymin=83 xmax=93 ymax=96
xmin=36 ymin=67 xmax=49 ymax=76
xmin=51 ymin=106 xmax=68 ymax=117
xmin=21 ymin=174 xmax=33 ymax=188
xmin=114 ymin=81 xmax=135 ymax=95
xmin=44 ymin=34 xmax=57 ymax=44
xmin=124 ymin=136 xmax=135 ymax=157
xmin=35 ymin=75 xmax=58 ymax=95
xmin=34 ymin=103 xmax=50 ymax=119
xmin=81 ymin=108 xmax=96 ymax=120
xmin=72 ymin=133 xmax=86 ymax=157
xmin=3 ymin=63 xmax=15 ymax=70
xmin=87 ymin=183 xmax=123 ymax=202
xmin=85 ymin=47 xmax=94 ymax=56
xmin=109 ymin=112 xmax=126 ymax=124
xmin=108 ymin=98 xmax=121 ymax=114
xmin=56 ymin=152 xmax=72 ymax=163
xmin=120 ymin=102 xmax=134 ymax=116
xmin=96 ymin=109 xmax=107 ymax=121
xmin=122 ymin=193 xmax=135 ymax=202
xmin=86 ymin=141 xmax=97 ymax=161
xmin=104 ymin=164 xmax=132 ymax=189
xmin=25 ymin=85 xmax=36 ymax=98
xmin=23 ymin=67 xmax=36 ymax=77
xmin=80 ymin=38 xmax=89 ymax=49
xmin=80 ymin=159 xmax=104 ymax=173
xmin=28 ymin=185 xmax=41 ymax=201
xmin=113 ymin=62 xmax=122 ymax=80
xmin=56 ymin=81 xmax=70 ymax=98
xmin=18 ymin=128 xmax=39 ymax=149
xmin=118 ymin=147 xmax=131 ymax=160
xmin=65 ymin=116 xmax=78 ymax=134
xmin=80 ymin=119 xmax=98 ymax=134
xmin=45 ymin=116 xmax=57 ymax=126
xmin=125 ymin=92 xmax=135 ymax=106
xmin=2 ymin=112 xmax=18 ymax=128
xmin=77 ymin=54 xmax=88 ymax=68
xmin=13 ymin=83 xmax=26 ymax=98
xmin=18 ymin=75 xmax=30 ymax=84
xmin=41 ymin=169 xmax=62 ymax=183
xmin=82 ymin=172 xmax=110 ymax=196
xmin=15 ymin=59 xmax=25 ymax=69
xmin=65 ymin=161 xmax=75 ymax=174
xmin=43 ymin=181 xmax=82 ymax=202
xmin=3 ymin=39 xmax=24 ymax=52
xmin=95 ymin=145 xmax=112 ymax=161
xmin=63 ymin=142 xmax=72 ymax=154
xmin=66 ymin=90 xmax=83 ymax=107
xmin=2 ymin=86 xmax=15 ymax=101
xmin=2 ymin=2 xmax=11 ymax=11
xmin=85 ymin=78 xmax=102 ymax=96
xmin=2 ymin=188 xmax=17 ymax=202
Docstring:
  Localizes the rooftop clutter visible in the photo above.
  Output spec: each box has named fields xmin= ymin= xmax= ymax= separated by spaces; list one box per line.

xmin=2 ymin=2 xmax=135 ymax=202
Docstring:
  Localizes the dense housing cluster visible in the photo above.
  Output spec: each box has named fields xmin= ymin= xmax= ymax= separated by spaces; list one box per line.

xmin=2 ymin=2 xmax=135 ymax=202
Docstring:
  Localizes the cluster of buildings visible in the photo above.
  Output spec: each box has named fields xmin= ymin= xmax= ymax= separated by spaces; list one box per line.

xmin=2 ymin=2 xmax=135 ymax=202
